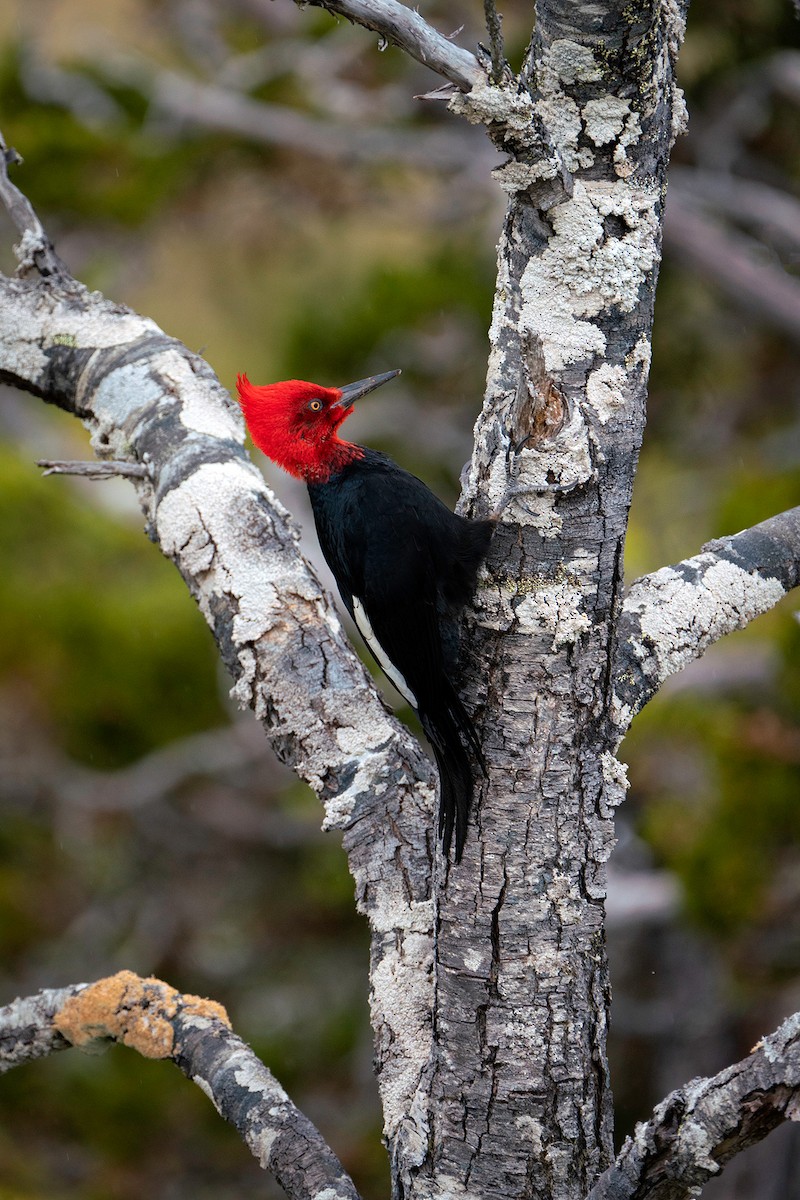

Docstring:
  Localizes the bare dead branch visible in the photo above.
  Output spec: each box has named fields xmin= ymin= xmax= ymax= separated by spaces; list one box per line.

xmin=294 ymin=0 xmax=484 ymax=90
xmin=586 ymin=1010 xmax=800 ymax=1200
xmin=37 ymin=458 xmax=150 ymax=479
xmin=0 ymin=973 xmax=363 ymax=1200
xmin=663 ymin=188 xmax=800 ymax=345
xmin=482 ymin=0 xmax=506 ymax=85
xmin=0 ymin=134 xmax=70 ymax=280
xmin=612 ymin=505 xmax=800 ymax=728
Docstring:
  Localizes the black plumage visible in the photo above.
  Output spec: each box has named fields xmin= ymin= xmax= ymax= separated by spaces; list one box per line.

xmin=309 ymin=449 xmax=493 ymax=860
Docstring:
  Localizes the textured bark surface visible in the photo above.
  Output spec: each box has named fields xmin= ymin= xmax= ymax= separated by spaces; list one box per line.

xmin=417 ymin=5 xmax=688 ymax=1198
xmin=613 ymin=506 xmax=800 ymax=727
xmin=586 ymin=1012 xmax=800 ymax=1200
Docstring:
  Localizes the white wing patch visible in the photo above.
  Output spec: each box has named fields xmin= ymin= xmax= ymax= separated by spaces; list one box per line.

xmin=352 ymin=596 xmax=418 ymax=708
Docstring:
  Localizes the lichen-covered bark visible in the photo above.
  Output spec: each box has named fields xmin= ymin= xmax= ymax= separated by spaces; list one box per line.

xmin=411 ymin=4 xmax=690 ymax=1199
xmin=587 ymin=1011 xmax=800 ymax=1200
xmin=5 ymin=3 xmax=800 ymax=1197
xmin=0 ymin=973 xmax=363 ymax=1200
xmin=0 ymin=273 xmax=437 ymax=1173
xmin=612 ymin=506 xmax=800 ymax=727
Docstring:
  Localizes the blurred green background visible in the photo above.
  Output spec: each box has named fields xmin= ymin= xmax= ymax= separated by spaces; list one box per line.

xmin=0 ymin=0 xmax=798 ymax=1196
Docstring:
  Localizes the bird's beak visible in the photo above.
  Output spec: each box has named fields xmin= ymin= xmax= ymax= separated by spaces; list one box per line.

xmin=333 ymin=369 xmax=401 ymax=409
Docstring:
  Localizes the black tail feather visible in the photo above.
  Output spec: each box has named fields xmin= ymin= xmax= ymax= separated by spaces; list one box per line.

xmin=421 ymin=684 xmax=484 ymax=862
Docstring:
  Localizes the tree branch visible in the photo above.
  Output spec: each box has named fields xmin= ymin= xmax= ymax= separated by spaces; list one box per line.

xmin=294 ymin=0 xmax=484 ymax=90
xmin=0 ymin=135 xmax=437 ymax=1174
xmin=612 ymin=506 xmax=800 ymax=728
xmin=37 ymin=458 xmax=150 ymax=479
xmin=0 ymin=134 xmax=70 ymax=280
xmin=0 ymin=972 xmax=363 ymax=1200
xmin=586 ymin=1010 xmax=800 ymax=1200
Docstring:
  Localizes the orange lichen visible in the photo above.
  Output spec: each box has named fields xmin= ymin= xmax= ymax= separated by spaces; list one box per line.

xmin=54 ymin=970 xmax=230 ymax=1060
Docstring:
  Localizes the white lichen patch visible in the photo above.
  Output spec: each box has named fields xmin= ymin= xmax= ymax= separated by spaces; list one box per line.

xmin=612 ymin=105 xmax=644 ymax=178
xmin=321 ymin=751 xmax=392 ymax=831
xmin=536 ymin=95 xmax=593 ymax=172
xmin=516 ymin=1115 xmax=545 ymax=1155
xmin=520 ymin=179 xmax=660 ymax=373
xmin=53 ymin=305 xmax=162 ymax=354
xmin=674 ymin=1117 xmax=721 ymax=1175
xmin=533 ymin=40 xmax=603 ymax=171
xmin=157 ymin=460 xmax=317 ymax=652
xmin=586 ymin=363 xmax=628 ymax=424
xmin=463 ymin=947 xmax=487 ymax=974
xmin=448 ymin=76 xmax=537 ymax=138
xmin=192 ymin=1074 xmax=219 ymax=1108
xmin=497 ymin=405 xmax=594 ymax=536
xmin=763 ymin=1012 xmax=800 ymax=1063
xmin=549 ymin=870 xmax=585 ymax=925
xmin=540 ymin=39 xmax=602 ymax=87
xmin=600 ymin=751 xmax=629 ymax=815
xmin=0 ymin=293 xmax=49 ymax=379
xmin=515 ymin=576 xmax=592 ymax=649
xmin=491 ymin=158 xmax=560 ymax=194
xmin=628 ymin=334 xmax=652 ymax=374
xmin=370 ymin=936 xmax=434 ymax=1141
xmin=630 ymin=557 xmax=787 ymax=685
xmin=253 ymin=1126 xmax=280 ymax=1169
xmin=90 ymin=360 xmax=166 ymax=459
xmin=671 ymin=85 xmax=689 ymax=144
xmin=582 ymin=96 xmax=632 ymax=146
xmin=233 ymin=1060 xmax=289 ymax=1102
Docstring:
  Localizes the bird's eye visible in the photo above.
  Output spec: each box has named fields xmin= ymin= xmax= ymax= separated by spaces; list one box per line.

xmin=308 ymin=399 xmax=323 ymax=412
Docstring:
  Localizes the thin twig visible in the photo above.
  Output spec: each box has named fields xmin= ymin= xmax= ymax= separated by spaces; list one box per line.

xmin=0 ymin=135 xmax=69 ymax=279
xmin=482 ymin=0 xmax=506 ymax=84
xmin=294 ymin=0 xmax=484 ymax=90
xmin=37 ymin=459 xmax=150 ymax=480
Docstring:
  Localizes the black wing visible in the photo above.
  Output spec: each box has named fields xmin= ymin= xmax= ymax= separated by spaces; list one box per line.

xmin=308 ymin=452 xmax=490 ymax=859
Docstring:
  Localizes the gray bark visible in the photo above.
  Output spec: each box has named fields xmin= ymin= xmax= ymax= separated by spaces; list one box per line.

xmin=587 ymin=1012 xmax=800 ymax=1200
xmin=424 ymin=4 xmax=688 ymax=1198
xmin=2 ymin=2 xmax=800 ymax=1199
xmin=0 ymin=974 xmax=363 ymax=1200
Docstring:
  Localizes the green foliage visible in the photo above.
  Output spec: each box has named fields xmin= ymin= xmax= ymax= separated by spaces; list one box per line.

xmin=0 ymin=445 xmax=224 ymax=767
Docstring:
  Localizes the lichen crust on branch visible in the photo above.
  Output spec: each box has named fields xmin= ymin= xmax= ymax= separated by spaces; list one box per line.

xmin=587 ymin=1009 xmax=800 ymax=1200
xmin=612 ymin=505 xmax=800 ymax=727
xmin=53 ymin=970 xmax=230 ymax=1059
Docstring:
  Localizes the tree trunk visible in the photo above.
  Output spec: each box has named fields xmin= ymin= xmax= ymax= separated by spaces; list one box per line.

xmin=414 ymin=4 xmax=688 ymax=1197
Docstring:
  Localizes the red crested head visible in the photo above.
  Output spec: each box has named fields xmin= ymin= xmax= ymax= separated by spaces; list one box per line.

xmin=236 ymin=370 xmax=400 ymax=484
